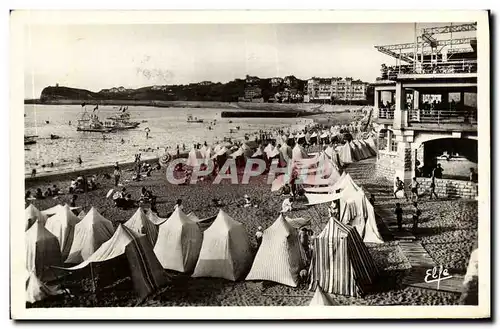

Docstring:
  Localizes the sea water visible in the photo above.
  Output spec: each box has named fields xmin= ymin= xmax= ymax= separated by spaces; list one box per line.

xmin=24 ymin=104 xmax=312 ymax=176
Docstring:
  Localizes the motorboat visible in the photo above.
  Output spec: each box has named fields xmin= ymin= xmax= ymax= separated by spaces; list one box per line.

xmin=24 ymin=135 xmax=37 ymax=145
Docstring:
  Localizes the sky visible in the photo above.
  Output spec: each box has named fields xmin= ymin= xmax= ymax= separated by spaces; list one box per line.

xmin=23 ymin=23 xmax=474 ymax=98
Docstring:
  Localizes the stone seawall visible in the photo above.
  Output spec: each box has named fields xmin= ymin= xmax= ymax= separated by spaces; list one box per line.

xmin=376 ymin=151 xmax=398 ymax=180
xmin=417 ymin=177 xmax=478 ymax=199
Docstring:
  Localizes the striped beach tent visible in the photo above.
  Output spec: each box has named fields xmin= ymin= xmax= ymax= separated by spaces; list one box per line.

xmin=124 ymin=208 xmax=159 ymax=246
xmin=153 ymin=208 xmax=203 ymax=273
xmin=246 ymin=215 xmax=304 ymax=287
xmin=192 ymin=209 xmax=252 ymax=281
xmin=63 ymin=225 xmax=169 ymax=299
xmin=308 ymin=218 xmax=379 ymax=297
xmin=309 ymin=285 xmax=336 ymax=306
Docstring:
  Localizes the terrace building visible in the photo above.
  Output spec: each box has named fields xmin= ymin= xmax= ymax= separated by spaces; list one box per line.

xmin=305 ymin=77 xmax=369 ymax=103
xmin=372 ymin=23 xmax=478 ymax=198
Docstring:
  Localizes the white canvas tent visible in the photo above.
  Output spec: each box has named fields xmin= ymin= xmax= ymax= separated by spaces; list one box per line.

xmin=26 ymin=220 xmax=63 ymax=282
xmin=65 ymin=207 xmax=115 ymax=264
xmin=186 ymin=147 xmax=204 ymax=167
xmin=292 ymin=144 xmax=309 ymax=163
xmin=192 ymin=210 xmax=252 ymax=281
xmin=44 ymin=204 xmax=81 ymax=261
xmin=246 ymin=215 xmax=303 ymax=287
xmin=124 ymin=208 xmax=159 ymax=246
xmin=26 ymin=271 xmax=66 ymax=304
xmin=25 ymin=204 xmax=47 ymax=231
xmin=154 ymin=208 xmax=203 ymax=273
xmin=145 ymin=209 xmax=168 ymax=226
xmin=41 ymin=204 xmax=81 ymax=217
xmin=64 ymin=225 xmax=169 ymax=299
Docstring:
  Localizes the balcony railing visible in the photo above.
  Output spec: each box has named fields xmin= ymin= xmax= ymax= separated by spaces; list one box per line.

xmin=381 ymin=59 xmax=477 ymax=80
xmin=409 ymin=108 xmax=477 ymax=124
xmin=378 ymin=108 xmax=395 ymax=120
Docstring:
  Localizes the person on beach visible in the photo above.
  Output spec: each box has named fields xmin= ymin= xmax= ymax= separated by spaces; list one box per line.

xmin=299 ymin=227 xmax=311 ymax=265
xmin=411 ymin=177 xmax=420 ymax=201
xmin=395 ymin=203 xmax=403 ymax=231
xmin=243 ymin=194 xmax=252 ymax=208
xmin=70 ymin=194 xmax=78 ymax=207
xmin=52 ymin=185 xmax=61 ymax=195
xmin=393 ymin=177 xmax=407 ymax=200
xmin=255 ymin=226 xmax=263 ymax=249
xmin=412 ymin=202 xmax=421 ymax=234
xmin=174 ymin=199 xmax=183 ymax=211
xmin=44 ymin=188 xmax=53 ymax=198
xmin=281 ymin=197 xmax=293 ymax=213
xmin=31 ymin=169 xmax=36 ymax=178
xmin=35 ymin=188 xmax=44 ymax=199
xmin=429 ymin=176 xmax=438 ymax=199
xmin=369 ymin=193 xmax=375 ymax=206
xmin=433 ymin=163 xmax=443 ymax=179
xmin=77 ymin=156 xmax=83 ymax=165
xmin=176 ymin=144 xmax=180 ymax=156
xmin=113 ymin=162 xmax=121 ymax=186
xmin=469 ymin=167 xmax=478 ymax=183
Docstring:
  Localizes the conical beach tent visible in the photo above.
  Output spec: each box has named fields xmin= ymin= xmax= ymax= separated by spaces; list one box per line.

xmin=145 ymin=209 xmax=168 ymax=225
xmin=292 ymin=144 xmax=309 ymax=163
xmin=26 ymin=271 xmax=66 ymax=304
xmin=64 ymin=225 xmax=169 ymax=299
xmin=186 ymin=147 xmax=204 ymax=167
xmin=192 ymin=209 xmax=252 ymax=281
xmin=124 ymin=208 xmax=159 ymax=246
xmin=154 ymin=208 xmax=203 ymax=273
xmin=26 ymin=220 xmax=63 ymax=282
xmin=65 ymin=207 xmax=115 ymax=264
xmin=44 ymin=204 xmax=81 ymax=261
xmin=25 ymin=204 xmax=47 ymax=231
xmin=309 ymin=285 xmax=336 ymax=306
xmin=246 ymin=215 xmax=304 ymax=287
xmin=338 ymin=143 xmax=355 ymax=165
xmin=309 ymin=218 xmax=379 ymax=297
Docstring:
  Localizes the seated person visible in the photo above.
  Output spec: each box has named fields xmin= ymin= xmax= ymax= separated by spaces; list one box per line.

xmin=243 ymin=194 xmax=252 ymax=208
xmin=44 ymin=188 xmax=53 ymax=198
xmin=35 ymin=188 xmax=44 ymax=199
xmin=280 ymin=184 xmax=292 ymax=196
xmin=52 ymin=185 xmax=61 ymax=195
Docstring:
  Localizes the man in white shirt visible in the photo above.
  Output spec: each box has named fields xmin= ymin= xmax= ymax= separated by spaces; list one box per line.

xmin=281 ymin=197 xmax=293 ymax=213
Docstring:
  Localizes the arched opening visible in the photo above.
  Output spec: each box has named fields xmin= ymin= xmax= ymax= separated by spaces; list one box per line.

xmin=417 ymin=138 xmax=478 ymax=180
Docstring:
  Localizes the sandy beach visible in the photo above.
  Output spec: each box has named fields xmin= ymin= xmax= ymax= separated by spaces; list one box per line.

xmin=25 ymin=155 xmax=476 ymax=308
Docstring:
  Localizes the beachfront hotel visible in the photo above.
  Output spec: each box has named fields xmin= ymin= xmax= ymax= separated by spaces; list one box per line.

xmin=304 ymin=77 xmax=369 ymax=103
xmin=372 ymin=23 xmax=478 ymax=198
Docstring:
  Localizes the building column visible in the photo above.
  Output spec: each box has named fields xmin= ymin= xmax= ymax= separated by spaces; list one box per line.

xmin=394 ymin=82 xmax=408 ymax=130
xmin=374 ymin=90 xmax=380 ymax=119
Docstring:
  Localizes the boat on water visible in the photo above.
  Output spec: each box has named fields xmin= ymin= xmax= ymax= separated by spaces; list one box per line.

xmin=77 ymin=106 xmax=114 ymax=133
xmin=24 ymin=135 xmax=37 ymax=145
xmin=187 ymin=114 xmax=204 ymax=123
xmin=105 ymin=106 xmax=140 ymax=130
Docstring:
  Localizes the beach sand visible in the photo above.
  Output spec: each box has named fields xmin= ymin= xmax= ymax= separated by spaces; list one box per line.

xmin=25 ymin=157 xmax=475 ymax=308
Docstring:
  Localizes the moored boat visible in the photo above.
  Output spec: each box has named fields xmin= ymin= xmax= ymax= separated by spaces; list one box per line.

xmin=187 ymin=114 xmax=204 ymax=123
xmin=24 ymin=135 xmax=37 ymax=145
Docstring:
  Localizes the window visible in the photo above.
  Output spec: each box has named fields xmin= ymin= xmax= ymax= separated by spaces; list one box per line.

xmin=379 ymin=130 xmax=388 ymax=151
xmin=391 ymin=139 xmax=398 ymax=152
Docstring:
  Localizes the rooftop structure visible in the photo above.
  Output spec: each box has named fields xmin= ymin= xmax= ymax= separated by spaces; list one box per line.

xmin=372 ymin=23 xmax=478 ymax=184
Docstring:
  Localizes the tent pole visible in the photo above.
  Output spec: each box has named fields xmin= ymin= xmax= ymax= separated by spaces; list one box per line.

xmin=90 ymin=263 xmax=96 ymax=306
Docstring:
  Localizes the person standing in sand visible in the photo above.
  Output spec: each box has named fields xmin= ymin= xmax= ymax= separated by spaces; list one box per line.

xmin=77 ymin=155 xmax=83 ymax=165
xmin=113 ymin=162 xmax=121 ymax=187
xmin=281 ymin=197 xmax=293 ymax=213
xmin=255 ymin=226 xmax=263 ymax=248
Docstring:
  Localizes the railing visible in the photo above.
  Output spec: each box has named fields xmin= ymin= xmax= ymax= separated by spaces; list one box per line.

xmin=409 ymin=108 xmax=477 ymax=124
xmin=378 ymin=108 xmax=395 ymax=120
xmin=382 ymin=59 xmax=477 ymax=79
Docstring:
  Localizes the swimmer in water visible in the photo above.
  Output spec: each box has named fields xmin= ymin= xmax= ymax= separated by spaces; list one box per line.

xmin=121 ymin=138 xmax=125 ymax=144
